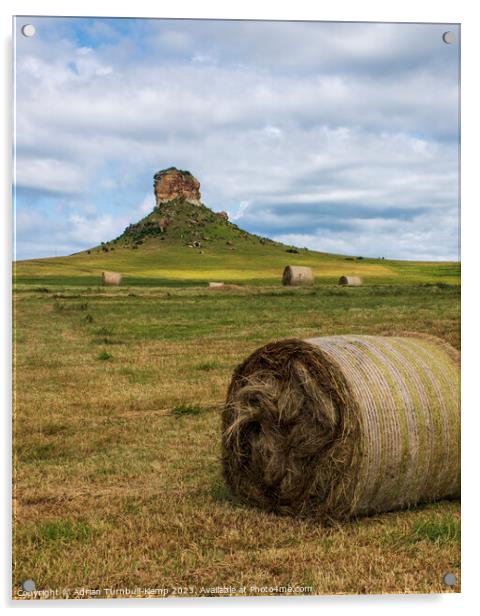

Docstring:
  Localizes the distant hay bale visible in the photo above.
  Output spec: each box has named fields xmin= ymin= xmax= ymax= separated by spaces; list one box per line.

xmin=208 ymin=283 xmax=243 ymax=291
xmin=222 ymin=334 xmax=460 ymax=521
xmin=339 ymin=275 xmax=362 ymax=286
xmin=101 ymin=271 xmax=122 ymax=286
xmin=282 ymin=265 xmax=314 ymax=286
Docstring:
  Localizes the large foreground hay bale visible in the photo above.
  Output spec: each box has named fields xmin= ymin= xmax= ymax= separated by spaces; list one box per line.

xmin=282 ymin=265 xmax=314 ymax=286
xmin=101 ymin=271 xmax=122 ymax=286
xmin=222 ymin=334 xmax=460 ymax=521
xmin=339 ymin=275 xmax=362 ymax=286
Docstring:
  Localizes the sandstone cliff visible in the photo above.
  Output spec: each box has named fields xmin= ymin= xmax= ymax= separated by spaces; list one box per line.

xmin=153 ymin=167 xmax=201 ymax=206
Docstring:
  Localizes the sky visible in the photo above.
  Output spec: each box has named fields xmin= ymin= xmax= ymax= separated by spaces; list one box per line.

xmin=13 ymin=17 xmax=460 ymax=261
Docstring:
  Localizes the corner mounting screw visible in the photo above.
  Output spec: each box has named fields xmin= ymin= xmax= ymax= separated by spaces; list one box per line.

xmin=442 ymin=572 xmax=456 ymax=587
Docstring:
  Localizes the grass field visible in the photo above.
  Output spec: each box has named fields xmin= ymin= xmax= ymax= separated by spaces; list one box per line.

xmin=13 ymin=277 xmax=460 ymax=597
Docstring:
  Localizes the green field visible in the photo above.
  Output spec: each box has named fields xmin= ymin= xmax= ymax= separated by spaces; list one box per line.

xmin=14 ymin=249 xmax=460 ymax=288
xmin=12 ymin=198 xmax=461 ymax=597
xmin=13 ymin=281 xmax=460 ymax=598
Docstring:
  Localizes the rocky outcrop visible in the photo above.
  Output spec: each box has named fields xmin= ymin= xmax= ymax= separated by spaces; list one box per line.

xmin=153 ymin=167 xmax=201 ymax=206
xmin=157 ymin=218 xmax=169 ymax=232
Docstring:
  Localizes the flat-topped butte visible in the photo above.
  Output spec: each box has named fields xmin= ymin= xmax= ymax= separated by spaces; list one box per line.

xmin=153 ymin=167 xmax=201 ymax=206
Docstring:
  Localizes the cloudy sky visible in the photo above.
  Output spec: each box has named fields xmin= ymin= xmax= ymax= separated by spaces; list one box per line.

xmin=13 ymin=17 xmax=460 ymax=261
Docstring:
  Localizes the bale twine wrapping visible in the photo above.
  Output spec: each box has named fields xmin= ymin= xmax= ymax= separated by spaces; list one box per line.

xmin=222 ymin=334 xmax=460 ymax=521
xmin=101 ymin=271 xmax=122 ymax=286
xmin=282 ymin=265 xmax=314 ymax=286
xmin=339 ymin=275 xmax=362 ymax=286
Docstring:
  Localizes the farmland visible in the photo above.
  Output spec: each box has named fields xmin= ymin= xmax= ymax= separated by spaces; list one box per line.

xmin=13 ymin=270 xmax=460 ymax=597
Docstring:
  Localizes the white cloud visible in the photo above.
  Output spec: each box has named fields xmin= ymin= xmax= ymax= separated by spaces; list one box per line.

xmin=231 ymin=200 xmax=250 ymax=221
xmin=68 ymin=212 xmax=119 ymax=245
xmin=15 ymin=156 xmax=89 ymax=193
xmin=15 ymin=206 xmax=140 ymax=260
xmin=13 ymin=18 xmax=459 ymax=260
xmin=274 ymin=212 xmax=459 ymax=262
xmin=138 ymin=192 xmax=156 ymax=214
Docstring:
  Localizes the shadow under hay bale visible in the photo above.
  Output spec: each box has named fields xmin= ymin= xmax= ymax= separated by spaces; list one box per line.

xmin=222 ymin=334 xmax=460 ymax=522
xmin=339 ymin=275 xmax=362 ymax=286
xmin=282 ymin=265 xmax=314 ymax=286
xmin=101 ymin=271 xmax=122 ymax=286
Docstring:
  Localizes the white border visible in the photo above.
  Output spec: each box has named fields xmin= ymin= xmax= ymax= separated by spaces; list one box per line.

xmin=2 ymin=1 xmax=479 ymax=614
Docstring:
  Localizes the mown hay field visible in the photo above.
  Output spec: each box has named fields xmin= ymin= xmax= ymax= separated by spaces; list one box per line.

xmin=13 ymin=282 xmax=460 ymax=597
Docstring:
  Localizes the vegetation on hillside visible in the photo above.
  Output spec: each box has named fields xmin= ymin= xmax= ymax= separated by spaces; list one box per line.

xmin=154 ymin=166 xmax=193 ymax=177
xmin=115 ymin=198 xmax=278 ymax=250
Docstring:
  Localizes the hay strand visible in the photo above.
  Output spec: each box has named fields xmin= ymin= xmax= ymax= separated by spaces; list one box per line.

xmin=282 ymin=266 xmax=314 ymax=286
xmin=222 ymin=334 xmax=460 ymax=521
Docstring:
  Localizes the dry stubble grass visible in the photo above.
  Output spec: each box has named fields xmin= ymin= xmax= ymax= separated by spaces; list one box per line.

xmin=13 ymin=284 xmax=460 ymax=597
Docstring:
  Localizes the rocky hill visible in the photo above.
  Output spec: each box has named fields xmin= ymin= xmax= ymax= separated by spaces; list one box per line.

xmin=99 ymin=168 xmax=281 ymax=254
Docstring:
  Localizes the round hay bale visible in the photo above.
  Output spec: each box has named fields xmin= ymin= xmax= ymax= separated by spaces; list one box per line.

xmin=339 ymin=275 xmax=362 ymax=286
xmin=101 ymin=271 xmax=122 ymax=286
xmin=222 ymin=334 xmax=460 ymax=521
xmin=208 ymin=283 xmax=243 ymax=291
xmin=282 ymin=265 xmax=314 ymax=286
